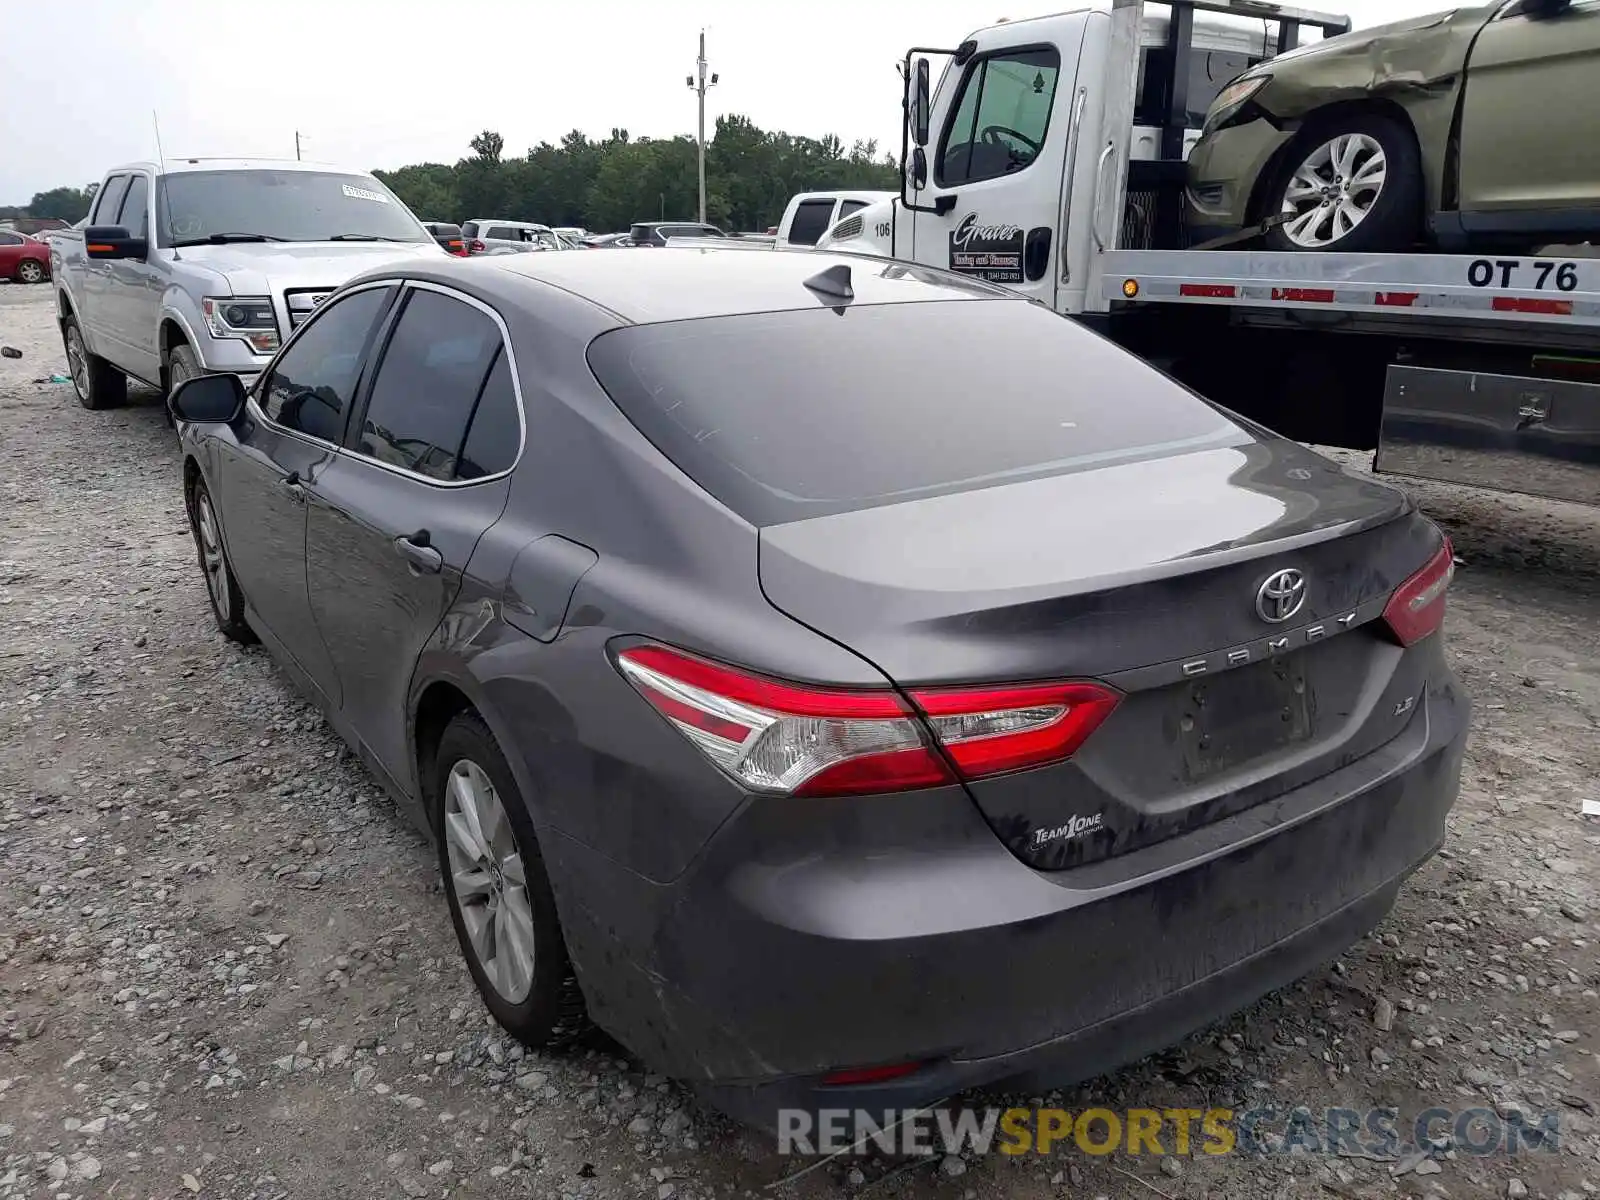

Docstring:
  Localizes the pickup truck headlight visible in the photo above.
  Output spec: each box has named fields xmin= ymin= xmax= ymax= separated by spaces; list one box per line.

xmin=202 ymin=296 xmax=280 ymax=354
xmin=1203 ymin=74 xmax=1270 ymax=136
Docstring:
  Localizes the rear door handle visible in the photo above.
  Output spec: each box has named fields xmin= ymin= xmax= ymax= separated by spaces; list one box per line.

xmin=396 ymin=531 xmax=443 ymax=574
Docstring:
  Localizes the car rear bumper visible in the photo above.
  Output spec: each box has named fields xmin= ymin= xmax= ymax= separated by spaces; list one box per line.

xmin=545 ymin=668 xmax=1468 ymax=1128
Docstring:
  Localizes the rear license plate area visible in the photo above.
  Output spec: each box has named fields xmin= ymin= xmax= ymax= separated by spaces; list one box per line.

xmin=1178 ymin=655 xmax=1312 ymax=780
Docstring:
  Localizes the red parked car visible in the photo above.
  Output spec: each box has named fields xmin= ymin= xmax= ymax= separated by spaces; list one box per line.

xmin=0 ymin=230 xmax=50 ymax=284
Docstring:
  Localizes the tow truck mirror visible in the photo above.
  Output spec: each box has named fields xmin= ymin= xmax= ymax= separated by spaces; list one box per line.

xmin=84 ymin=225 xmax=148 ymax=261
xmin=169 ymin=372 xmax=245 ymax=426
xmin=913 ymin=59 xmax=931 ymax=145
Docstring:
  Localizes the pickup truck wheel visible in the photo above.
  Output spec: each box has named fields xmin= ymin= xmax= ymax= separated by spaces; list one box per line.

xmin=16 ymin=259 xmax=46 ymax=284
xmin=63 ymin=317 xmax=127 ymax=411
xmin=186 ymin=477 xmax=256 ymax=645
xmin=166 ymin=344 xmax=200 ymax=429
xmin=1265 ymin=113 xmax=1421 ymax=253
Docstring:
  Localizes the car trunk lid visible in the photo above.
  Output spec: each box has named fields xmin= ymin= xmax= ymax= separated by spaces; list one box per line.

xmin=758 ymin=439 xmax=1441 ymax=869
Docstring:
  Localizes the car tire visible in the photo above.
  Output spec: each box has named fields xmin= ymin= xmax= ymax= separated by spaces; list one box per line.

xmin=433 ymin=711 xmax=584 ymax=1046
xmin=62 ymin=315 xmax=128 ymax=411
xmin=167 ymin=343 xmax=200 ymax=429
xmin=16 ymin=259 xmax=46 ymax=284
xmin=186 ymin=476 xmax=256 ymax=645
xmin=1265 ymin=113 xmax=1422 ymax=253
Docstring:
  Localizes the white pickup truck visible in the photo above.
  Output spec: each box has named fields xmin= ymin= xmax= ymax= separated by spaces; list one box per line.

xmin=51 ymin=158 xmax=445 ymax=411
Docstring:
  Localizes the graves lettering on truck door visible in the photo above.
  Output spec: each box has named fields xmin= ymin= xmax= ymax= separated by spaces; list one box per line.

xmin=950 ymin=214 xmax=1024 ymax=283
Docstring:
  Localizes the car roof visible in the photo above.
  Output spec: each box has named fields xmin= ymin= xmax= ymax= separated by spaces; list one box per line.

xmin=368 ymin=246 xmax=1014 ymax=326
xmin=470 ymin=218 xmax=551 ymax=230
xmin=108 ymin=158 xmax=366 ymax=177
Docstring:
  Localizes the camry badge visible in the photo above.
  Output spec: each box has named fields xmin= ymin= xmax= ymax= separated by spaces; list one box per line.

xmin=1256 ymin=568 xmax=1307 ymax=624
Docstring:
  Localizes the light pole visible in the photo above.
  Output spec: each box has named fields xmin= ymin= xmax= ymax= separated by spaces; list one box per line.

xmin=686 ymin=30 xmax=718 ymax=224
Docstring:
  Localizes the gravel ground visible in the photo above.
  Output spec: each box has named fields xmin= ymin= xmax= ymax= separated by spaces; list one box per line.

xmin=2 ymin=280 xmax=1597 ymax=1200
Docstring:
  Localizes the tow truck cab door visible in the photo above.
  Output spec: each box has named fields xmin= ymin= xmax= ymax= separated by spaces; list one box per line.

xmin=906 ymin=11 xmax=1096 ymax=311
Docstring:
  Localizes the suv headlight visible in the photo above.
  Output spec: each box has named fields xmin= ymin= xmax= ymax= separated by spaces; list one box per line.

xmin=1203 ymin=74 xmax=1270 ymax=135
xmin=202 ymin=296 xmax=279 ymax=354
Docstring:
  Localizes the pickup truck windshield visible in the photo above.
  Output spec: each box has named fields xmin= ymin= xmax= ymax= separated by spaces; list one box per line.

xmin=160 ymin=171 xmax=430 ymax=246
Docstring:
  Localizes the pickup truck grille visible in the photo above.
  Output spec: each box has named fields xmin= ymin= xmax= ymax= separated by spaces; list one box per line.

xmin=284 ymin=290 xmax=333 ymax=329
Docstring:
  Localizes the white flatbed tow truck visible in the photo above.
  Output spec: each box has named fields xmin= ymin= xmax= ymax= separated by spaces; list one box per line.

xmin=813 ymin=0 xmax=1600 ymax=508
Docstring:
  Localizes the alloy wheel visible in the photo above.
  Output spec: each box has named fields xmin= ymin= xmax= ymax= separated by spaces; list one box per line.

xmin=65 ymin=326 xmax=90 ymax=403
xmin=443 ymin=759 xmax=537 ymax=1003
xmin=194 ymin=491 xmax=230 ymax=621
xmin=17 ymin=260 xmax=44 ymax=284
xmin=1279 ymin=133 xmax=1387 ymax=249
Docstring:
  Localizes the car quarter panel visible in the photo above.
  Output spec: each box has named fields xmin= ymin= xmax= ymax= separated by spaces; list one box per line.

xmin=403 ymin=283 xmax=899 ymax=884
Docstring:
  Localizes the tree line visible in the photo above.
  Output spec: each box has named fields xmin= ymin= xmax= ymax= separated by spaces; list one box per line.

xmin=6 ymin=117 xmax=900 ymax=233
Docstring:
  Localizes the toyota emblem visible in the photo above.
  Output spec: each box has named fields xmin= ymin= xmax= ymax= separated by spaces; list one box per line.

xmin=1255 ymin=568 xmax=1307 ymax=623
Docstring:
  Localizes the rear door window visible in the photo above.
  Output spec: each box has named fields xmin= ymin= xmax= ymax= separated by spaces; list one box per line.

xmin=588 ymin=300 xmax=1248 ymax=526
xmin=352 ymin=288 xmax=509 ymax=481
xmin=487 ymin=226 xmax=517 ymax=240
xmin=786 ymin=199 xmax=837 ymax=246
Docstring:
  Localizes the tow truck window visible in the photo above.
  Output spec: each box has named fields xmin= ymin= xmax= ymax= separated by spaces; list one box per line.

xmin=1135 ymin=47 xmax=1259 ymax=129
xmin=937 ymin=46 xmax=1061 ymax=188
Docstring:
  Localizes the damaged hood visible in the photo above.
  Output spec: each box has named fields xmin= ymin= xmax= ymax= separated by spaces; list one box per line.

xmin=1254 ymin=5 xmax=1496 ymax=103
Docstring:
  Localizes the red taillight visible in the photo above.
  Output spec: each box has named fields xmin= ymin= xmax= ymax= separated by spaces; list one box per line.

xmin=614 ymin=645 xmax=1120 ymax=797
xmin=821 ymin=1061 xmax=923 ymax=1087
xmin=469 ymin=238 xmax=485 ymax=253
xmin=911 ymin=681 xmax=1121 ymax=780
xmin=1382 ymin=535 xmax=1454 ymax=647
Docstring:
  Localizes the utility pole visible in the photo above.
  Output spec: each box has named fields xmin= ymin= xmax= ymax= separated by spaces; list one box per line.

xmin=685 ymin=30 xmax=718 ymax=223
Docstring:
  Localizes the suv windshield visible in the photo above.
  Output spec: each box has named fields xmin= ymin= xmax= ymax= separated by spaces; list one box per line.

xmin=160 ymin=170 xmax=431 ymax=246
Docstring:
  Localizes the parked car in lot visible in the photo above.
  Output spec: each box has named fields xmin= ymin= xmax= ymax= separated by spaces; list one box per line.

xmin=52 ymin=158 xmax=445 ymax=411
xmin=1188 ymin=0 xmax=1600 ymax=250
xmin=168 ymin=247 xmax=1468 ymax=1128
xmin=581 ymin=232 xmax=633 ymax=248
xmin=421 ymin=221 xmax=469 ymax=256
xmin=0 ymin=230 xmax=51 ymax=283
xmin=627 ymin=220 xmax=725 ymax=246
xmin=462 ymin=219 xmax=562 ymax=254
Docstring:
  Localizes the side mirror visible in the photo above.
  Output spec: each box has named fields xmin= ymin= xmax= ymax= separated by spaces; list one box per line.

xmin=84 ymin=225 xmax=148 ymax=261
xmin=913 ymin=59 xmax=931 ymax=145
xmin=911 ymin=146 xmax=929 ymax=188
xmin=169 ymin=372 xmax=245 ymax=425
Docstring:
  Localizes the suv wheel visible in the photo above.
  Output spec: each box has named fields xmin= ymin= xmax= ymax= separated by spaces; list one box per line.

xmin=1265 ymin=113 xmax=1422 ymax=253
xmin=63 ymin=316 xmax=128 ymax=411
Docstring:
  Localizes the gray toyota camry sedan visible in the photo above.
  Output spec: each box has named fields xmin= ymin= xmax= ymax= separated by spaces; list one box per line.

xmin=169 ymin=247 xmax=1469 ymax=1126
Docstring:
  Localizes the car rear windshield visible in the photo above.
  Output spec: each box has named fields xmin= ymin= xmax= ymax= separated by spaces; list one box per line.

xmin=159 ymin=170 xmax=431 ymax=245
xmin=587 ymin=299 xmax=1251 ymax=525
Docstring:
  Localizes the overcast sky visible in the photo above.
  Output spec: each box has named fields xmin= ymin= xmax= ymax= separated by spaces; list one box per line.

xmin=2 ymin=0 xmax=1453 ymax=203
